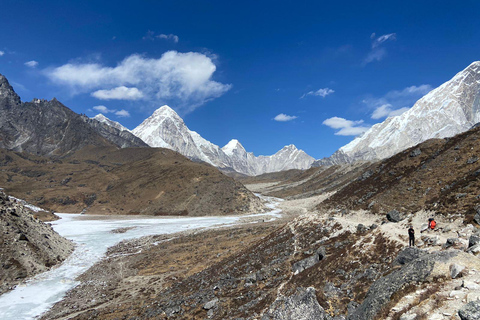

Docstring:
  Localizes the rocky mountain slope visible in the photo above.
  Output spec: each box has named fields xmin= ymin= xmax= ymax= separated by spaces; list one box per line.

xmin=0 ymin=147 xmax=265 ymax=216
xmin=131 ymin=105 xmax=315 ymax=175
xmin=317 ymin=61 xmax=480 ymax=166
xmin=321 ymin=124 xmax=480 ymax=218
xmin=39 ymin=195 xmax=480 ymax=320
xmin=0 ymin=74 xmax=147 ymax=156
xmin=0 ymin=190 xmax=74 ymax=295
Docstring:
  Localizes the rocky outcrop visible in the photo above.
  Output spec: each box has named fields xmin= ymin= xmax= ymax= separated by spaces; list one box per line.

xmin=0 ymin=190 xmax=74 ymax=295
xmin=262 ymin=287 xmax=331 ymax=320
xmin=348 ymin=250 xmax=459 ymax=320
xmin=84 ymin=116 xmax=148 ymax=149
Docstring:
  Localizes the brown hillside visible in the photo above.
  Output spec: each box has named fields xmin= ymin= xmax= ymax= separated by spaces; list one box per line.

xmin=321 ymin=125 xmax=480 ymax=218
xmin=0 ymin=147 xmax=265 ymax=216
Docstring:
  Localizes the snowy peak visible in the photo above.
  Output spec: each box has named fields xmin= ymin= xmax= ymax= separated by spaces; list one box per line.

xmin=222 ymin=139 xmax=246 ymax=156
xmin=93 ymin=114 xmax=131 ymax=132
xmin=131 ymin=107 xmax=315 ymax=175
xmin=318 ymin=61 xmax=480 ymax=166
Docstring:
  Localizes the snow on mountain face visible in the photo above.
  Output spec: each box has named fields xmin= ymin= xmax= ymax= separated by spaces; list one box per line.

xmin=132 ymin=105 xmax=315 ymax=175
xmin=93 ymin=114 xmax=131 ymax=133
xmin=316 ymin=61 xmax=480 ymax=166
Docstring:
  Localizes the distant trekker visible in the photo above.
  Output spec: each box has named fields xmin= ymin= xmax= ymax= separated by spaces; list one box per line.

xmin=408 ymin=226 xmax=415 ymax=246
xmin=428 ymin=218 xmax=436 ymax=230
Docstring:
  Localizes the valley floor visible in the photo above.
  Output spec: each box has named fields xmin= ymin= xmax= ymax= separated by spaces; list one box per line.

xmin=6 ymin=189 xmax=480 ymax=319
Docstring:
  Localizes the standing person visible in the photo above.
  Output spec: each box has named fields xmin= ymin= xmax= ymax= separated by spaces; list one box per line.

xmin=408 ymin=226 xmax=415 ymax=246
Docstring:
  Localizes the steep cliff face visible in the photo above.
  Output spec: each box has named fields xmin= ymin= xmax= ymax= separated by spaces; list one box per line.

xmin=0 ymin=74 xmax=147 ymax=156
xmin=0 ymin=191 xmax=74 ymax=295
xmin=316 ymin=61 xmax=480 ymax=166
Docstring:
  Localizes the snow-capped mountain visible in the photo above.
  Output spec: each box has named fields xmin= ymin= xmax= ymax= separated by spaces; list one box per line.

xmin=131 ymin=105 xmax=315 ymax=175
xmin=93 ymin=114 xmax=131 ymax=133
xmin=316 ymin=61 xmax=480 ymax=166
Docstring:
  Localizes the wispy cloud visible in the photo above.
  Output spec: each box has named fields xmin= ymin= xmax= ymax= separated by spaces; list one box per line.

xmin=363 ymin=33 xmax=396 ymax=65
xmin=91 ymin=86 xmax=144 ymax=100
xmin=24 ymin=60 xmax=39 ymax=68
xmin=274 ymin=113 xmax=298 ymax=122
xmin=143 ymin=31 xmax=179 ymax=43
xmin=0 ymin=51 xmax=4 ymax=56
xmin=301 ymin=87 xmax=334 ymax=99
xmin=93 ymin=105 xmax=131 ymax=117
xmin=45 ymin=51 xmax=231 ymax=114
xmin=323 ymin=117 xmax=370 ymax=136
xmin=364 ymin=84 xmax=432 ymax=119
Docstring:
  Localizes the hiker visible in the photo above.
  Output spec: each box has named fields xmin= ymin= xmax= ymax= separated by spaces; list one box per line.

xmin=428 ymin=218 xmax=436 ymax=231
xmin=408 ymin=226 xmax=415 ymax=246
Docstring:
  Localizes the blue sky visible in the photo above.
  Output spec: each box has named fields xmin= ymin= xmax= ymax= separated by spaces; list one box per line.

xmin=1 ymin=0 xmax=479 ymax=159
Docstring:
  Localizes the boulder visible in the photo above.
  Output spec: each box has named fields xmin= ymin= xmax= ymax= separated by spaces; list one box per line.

xmin=386 ymin=210 xmax=405 ymax=223
xmin=292 ymin=247 xmax=325 ymax=275
xmin=458 ymin=301 xmax=480 ymax=320
xmin=469 ymin=233 xmax=480 ymax=248
xmin=450 ymin=264 xmax=466 ymax=279
xmin=467 ymin=243 xmax=480 ymax=255
xmin=262 ymin=287 xmax=330 ymax=320
xmin=394 ymin=247 xmax=425 ymax=266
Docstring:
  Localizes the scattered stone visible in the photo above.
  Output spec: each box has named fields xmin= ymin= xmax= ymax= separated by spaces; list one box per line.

xmin=409 ymin=148 xmax=422 ymax=157
xmin=203 ymin=298 xmax=218 ymax=310
xmin=18 ymin=233 xmax=28 ymax=241
xmin=386 ymin=209 xmax=405 ymax=223
xmin=356 ymin=224 xmax=368 ymax=233
xmin=470 ymin=234 xmax=480 ymax=248
xmin=458 ymin=300 xmax=480 ymax=320
xmin=451 ymin=264 xmax=466 ymax=279
xmin=463 ymin=280 xmax=480 ymax=290
xmin=468 ymin=243 xmax=480 ymax=256
xmin=399 ymin=314 xmax=417 ymax=320
xmin=467 ymin=157 xmax=479 ymax=164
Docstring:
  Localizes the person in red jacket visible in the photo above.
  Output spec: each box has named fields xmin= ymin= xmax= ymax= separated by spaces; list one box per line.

xmin=428 ymin=218 xmax=436 ymax=230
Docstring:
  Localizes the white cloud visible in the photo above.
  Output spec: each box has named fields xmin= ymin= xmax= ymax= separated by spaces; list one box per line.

xmin=323 ymin=116 xmax=370 ymax=136
xmin=0 ymin=51 xmax=4 ymax=56
xmin=143 ymin=31 xmax=179 ymax=43
xmin=364 ymin=84 xmax=433 ymax=119
xmin=115 ymin=109 xmax=130 ymax=117
xmin=156 ymin=34 xmax=179 ymax=43
xmin=24 ymin=60 xmax=39 ymax=68
xmin=363 ymin=33 xmax=396 ymax=65
xmin=93 ymin=105 xmax=113 ymax=113
xmin=274 ymin=113 xmax=298 ymax=122
xmin=45 ymin=51 xmax=231 ymax=113
xmin=92 ymin=105 xmax=130 ymax=118
xmin=92 ymin=86 xmax=143 ymax=100
xmin=301 ymin=88 xmax=334 ymax=99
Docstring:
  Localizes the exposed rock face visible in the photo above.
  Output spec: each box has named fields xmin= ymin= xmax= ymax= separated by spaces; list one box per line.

xmin=0 ymin=190 xmax=74 ymax=295
xmin=132 ymin=105 xmax=315 ymax=175
xmin=263 ymin=287 xmax=331 ymax=320
xmin=86 ymin=115 xmax=148 ymax=149
xmin=348 ymin=250 xmax=459 ymax=320
xmin=0 ymin=74 xmax=146 ymax=156
xmin=316 ymin=61 xmax=480 ymax=166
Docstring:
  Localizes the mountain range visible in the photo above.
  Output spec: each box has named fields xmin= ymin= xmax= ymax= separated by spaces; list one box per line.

xmin=130 ymin=105 xmax=316 ymax=176
xmin=316 ymin=61 xmax=480 ymax=166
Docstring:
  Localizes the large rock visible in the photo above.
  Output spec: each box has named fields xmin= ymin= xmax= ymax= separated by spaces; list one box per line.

xmin=292 ymin=247 xmax=326 ymax=274
xmin=458 ymin=301 xmax=480 ymax=320
xmin=394 ymin=247 xmax=426 ymax=265
xmin=386 ymin=209 xmax=406 ymax=222
xmin=262 ymin=287 xmax=331 ymax=320
xmin=348 ymin=251 xmax=458 ymax=320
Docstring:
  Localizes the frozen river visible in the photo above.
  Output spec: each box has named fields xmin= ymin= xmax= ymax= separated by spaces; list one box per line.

xmin=0 ymin=195 xmax=281 ymax=320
